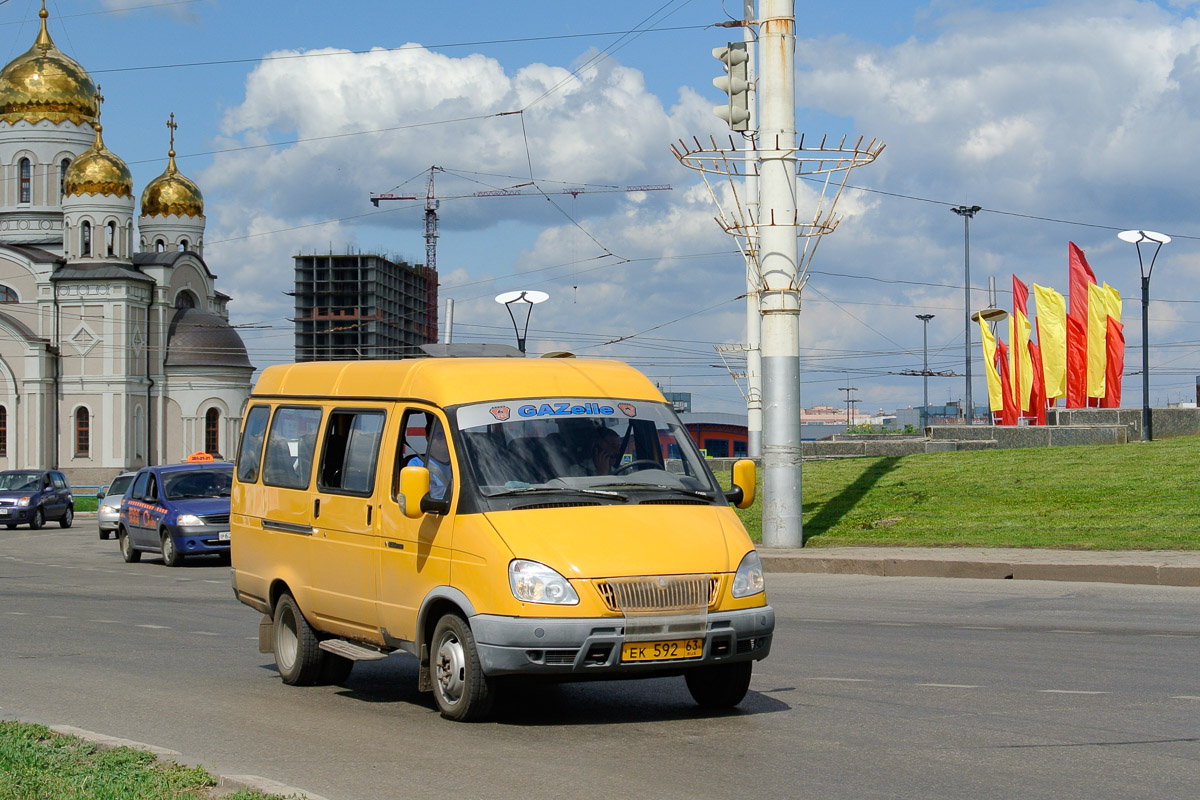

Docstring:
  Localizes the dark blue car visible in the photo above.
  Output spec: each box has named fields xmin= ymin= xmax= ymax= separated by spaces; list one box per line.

xmin=0 ymin=470 xmax=73 ymax=529
xmin=117 ymin=461 xmax=233 ymax=567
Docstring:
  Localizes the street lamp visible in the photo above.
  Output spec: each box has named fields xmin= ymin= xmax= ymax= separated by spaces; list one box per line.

xmin=1117 ymin=229 xmax=1170 ymax=442
xmin=951 ymin=205 xmax=981 ymax=424
xmin=494 ymin=290 xmax=549 ymax=354
xmin=915 ymin=314 xmax=934 ymax=430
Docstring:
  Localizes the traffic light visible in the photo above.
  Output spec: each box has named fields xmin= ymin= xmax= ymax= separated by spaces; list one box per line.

xmin=712 ymin=42 xmax=750 ymax=131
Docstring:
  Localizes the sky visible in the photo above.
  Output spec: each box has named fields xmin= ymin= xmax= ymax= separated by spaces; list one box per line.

xmin=13 ymin=0 xmax=1200 ymax=415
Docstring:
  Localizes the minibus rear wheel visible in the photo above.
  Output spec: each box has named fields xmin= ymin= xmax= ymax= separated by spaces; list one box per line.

xmin=430 ymin=613 xmax=494 ymax=721
xmin=273 ymin=593 xmax=323 ymax=685
xmin=684 ymin=661 xmax=753 ymax=707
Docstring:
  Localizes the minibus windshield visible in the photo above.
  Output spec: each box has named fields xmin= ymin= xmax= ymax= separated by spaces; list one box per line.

xmin=455 ymin=399 xmax=722 ymax=501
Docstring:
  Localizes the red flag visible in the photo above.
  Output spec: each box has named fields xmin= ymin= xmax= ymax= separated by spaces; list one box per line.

xmin=996 ymin=340 xmax=1018 ymax=425
xmin=1066 ymin=243 xmax=1096 ymax=407
xmin=1102 ymin=316 xmax=1125 ymax=408
xmin=1028 ymin=340 xmax=1047 ymax=425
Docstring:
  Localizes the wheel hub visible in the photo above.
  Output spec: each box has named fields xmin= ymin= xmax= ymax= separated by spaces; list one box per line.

xmin=435 ymin=634 xmax=466 ymax=703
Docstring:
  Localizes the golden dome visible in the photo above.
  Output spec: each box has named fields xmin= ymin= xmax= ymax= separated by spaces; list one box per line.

xmin=0 ymin=5 xmax=98 ymax=126
xmin=63 ymin=124 xmax=133 ymax=198
xmin=141 ymin=115 xmax=203 ymax=217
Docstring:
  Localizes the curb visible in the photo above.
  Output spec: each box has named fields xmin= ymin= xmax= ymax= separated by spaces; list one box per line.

xmin=760 ymin=549 xmax=1200 ymax=587
xmin=48 ymin=724 xmax=327 ymax=800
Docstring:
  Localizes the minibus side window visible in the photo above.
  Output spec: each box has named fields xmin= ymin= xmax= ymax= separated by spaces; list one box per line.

xmin=262 ymin=406 xmax=323 ymax=490
xmin=317 ymin=409 xmax=385 ymax=495
xmin=236 ymin=405 xmax=271 ymax=483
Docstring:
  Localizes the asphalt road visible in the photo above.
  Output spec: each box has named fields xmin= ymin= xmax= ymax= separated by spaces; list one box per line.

xmin=3 ymin=521 xmax=1199 ymax=800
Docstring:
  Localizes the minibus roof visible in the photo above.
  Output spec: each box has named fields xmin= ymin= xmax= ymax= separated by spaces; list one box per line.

xmin=251 ymin=357 xmax=666 ymax=407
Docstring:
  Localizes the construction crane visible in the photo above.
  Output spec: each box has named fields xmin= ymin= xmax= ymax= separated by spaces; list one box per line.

xmin=370 ymin=166 xmax=671 ymax=282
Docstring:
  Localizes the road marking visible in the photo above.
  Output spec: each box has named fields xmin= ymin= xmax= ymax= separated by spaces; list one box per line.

xmin=1039 ymin=690 xmax=1108 ymax=694
xmin=202 ymin=580 xmax=224 ymax=584
xmin=89 ymin=619 xmax=120 ymax=624
xmin=1147 ymin=634 xmax=1197 ymax=639
xmin=1048 ymin=630 xmax=1097 ymax=635
xmin=799 ymin=618 xmax=840 ymax=624
xmin=6 ymin=611 xmax=27 ymax=615
xmin=918 ymin=683 xmax=981 ymax=689
xmin=136 ymin=624 xmax=170 ymax=630
xmin=809 ymin=677 xmax=873 ymax=682
xmin=47 ymin=615 xmax=67 ymax=619
xmin=192 ymin=631 xmax=221 ymax=636
xmin=872 ymin=622 xmax=917 ymax=627
xmin=1171 ymin=696 xmax=1200 ymax=700
xmin=956 ymin=625 xmax=1004 ymax=630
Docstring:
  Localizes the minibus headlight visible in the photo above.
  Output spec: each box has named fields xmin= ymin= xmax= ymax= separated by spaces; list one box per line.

xmin=732 ymin=550 xmax=765 ymax=598
xmin=176 ymin=514 xmax=205 ymax=527
xmin=509 ymin=560 xmax=579 ymax=605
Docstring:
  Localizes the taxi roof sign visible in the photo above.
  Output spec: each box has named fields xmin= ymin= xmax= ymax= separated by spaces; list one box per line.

xmin=186 ymin=451 xmax=215 ymax=463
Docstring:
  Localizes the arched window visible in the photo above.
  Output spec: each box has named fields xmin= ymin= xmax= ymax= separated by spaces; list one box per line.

xmin=19 ymin=158 xmax=31 ymax=203
xmin=205 ymin=408 xmax=220 ymax=455
xmin=0 ymin=405 xmax=7 ymax=457
xmin=0 ymin=284 xmax=17 ymax=303
xmin=155 ymin=239 xmax=165 ymax=253
xmin=106 ymin=221 xmax=116 ymax=256
xmin=175 ymin=291 xmax=196 ymax=309
xmin=81 ymin=221 xmax=91 ymax=257
xmin=59 ymin=158 xmax=70 ymax=201
xmin=179 ymin=239 xmax=189 ymax=252
xmin=74 ymin=407 xmax=89 ymax=457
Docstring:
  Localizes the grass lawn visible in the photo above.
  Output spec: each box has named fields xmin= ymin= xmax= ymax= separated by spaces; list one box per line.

xmin=0 ymin=721 xmax=287 ymax=800
xmin=732 ymin=435 xmax=1200 ymax=550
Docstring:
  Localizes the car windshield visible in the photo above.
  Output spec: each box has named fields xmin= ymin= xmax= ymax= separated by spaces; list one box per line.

xmin=107 ymin=475 xmax=135 ymax=497
xmin=163 ymin=467 xmax=233 ymax=499
xmin=455 ymin=399 xmax=720 ymax=500
xmin=0 ymin=472 xmax=41 ymax=491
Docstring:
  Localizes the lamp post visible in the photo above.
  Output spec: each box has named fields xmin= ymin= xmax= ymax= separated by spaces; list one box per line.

xmin=494 ymin=290 xmax=549 ymax=354
xmin=916 ymin=314 xmax=934 ymax=430
xmin=1117 ymin=230 xmax=1170 ymax=442
xmin=951 ymin=205 xmax=981 ymax=424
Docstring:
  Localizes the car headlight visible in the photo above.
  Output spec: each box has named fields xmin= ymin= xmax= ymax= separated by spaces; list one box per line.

xmin=509 ymin=560 xmax=579 ymax=605
xmin=732 ymin=550 xmax=765 ymax=598
xmin=16 ymin=496 xmax=30 ymax=507
xmin=176 ymin=514 xmax=205 ymax=527
xmin=100 ymin=503 xmax=117 ymax=514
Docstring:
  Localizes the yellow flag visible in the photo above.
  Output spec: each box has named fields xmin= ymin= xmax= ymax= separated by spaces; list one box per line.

xmin=978 ymin=318 xmax=1004 ymax=412
xmin=1086 ymin=282 xmax=1108 ymax=397
xmin=1009 ymin=308 xmax=1033 ymax=411
xmin=1033 ymin=284 xmax=1066 ymax=399
xmin=1102 ymin=281 xmax=1122 ymax=322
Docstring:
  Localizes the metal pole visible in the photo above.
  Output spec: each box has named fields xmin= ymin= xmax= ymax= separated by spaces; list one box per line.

xmin=1141 ymin=276 xmax=1151 ymax=441
xmin=743 ymin=0 xmax=762 ymax=459
xmin=443 ymin=297 xmax=454 ymax=344
xmin=916 ymin=314 xmax=934 ymax=430
xmin=951 ymin=205 xmax=980 ymax=423
xmin=758 ymin=0 xmax=802 ymax=548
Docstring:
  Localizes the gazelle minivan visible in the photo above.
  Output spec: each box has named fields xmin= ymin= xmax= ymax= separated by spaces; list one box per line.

xmin=230 ymin=350 xmax=773 ymax=720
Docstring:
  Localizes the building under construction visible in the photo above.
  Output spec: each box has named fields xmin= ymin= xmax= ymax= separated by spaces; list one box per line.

xmin=292 ymin=253 xmax=437 ymax=361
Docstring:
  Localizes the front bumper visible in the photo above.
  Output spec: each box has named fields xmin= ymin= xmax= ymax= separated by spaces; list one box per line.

xmin=0 ymin=506 xmax=35 ymax=523
xmin=168 ymin=525 xmax=231 ymax=554
xmin=471 ymin=605 xmax=774 ymax=677
xmin=98 ymin=511 xmax=119 ymax=531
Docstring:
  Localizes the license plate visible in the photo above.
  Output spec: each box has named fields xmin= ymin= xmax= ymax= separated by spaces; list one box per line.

xmin=218 ymin=531 xmax=231 ymax=541
xmin=621 ymin=638 xmax=703 ymax=662
xmin=0 ymin=508 xmax=8 ymax=516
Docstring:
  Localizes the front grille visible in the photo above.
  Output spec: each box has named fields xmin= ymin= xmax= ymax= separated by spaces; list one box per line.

xmin=0 ymin=499 xmax=15 ymax=508
xmin=202 ymin=513 xmax=230 ymax=525
xmin=543 ymin=650 xmax=578 ymax=665
xmin=637 ymin=498 xmax=711 ymax=506
xmin=596 ymin=575 xmax=719 ymax=613
xmin=512 ymin=501 xmax=600 ymax=511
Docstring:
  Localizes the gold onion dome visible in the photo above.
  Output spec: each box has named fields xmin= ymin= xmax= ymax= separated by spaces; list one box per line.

xmin=141 ymin=115 xmax=203 ymax=217
xmin=0 ymin=5 xmax=98 ymax=126
xmin=63 ymin=123 xmax=133 ymax=198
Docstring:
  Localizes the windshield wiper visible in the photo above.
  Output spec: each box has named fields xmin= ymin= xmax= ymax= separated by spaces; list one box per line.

xmin=488 ymin=486 xmax=628 ymax=501
xmin=600 ymin=483 xmax=715 ymax=500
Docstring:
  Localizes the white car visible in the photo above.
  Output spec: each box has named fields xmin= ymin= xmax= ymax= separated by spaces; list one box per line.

xmin=97 ymin=471 xmax=137 ymax=540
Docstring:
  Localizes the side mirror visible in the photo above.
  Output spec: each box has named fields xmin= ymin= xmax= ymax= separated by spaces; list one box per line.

xmin=97 ymin=487 xmax=107 ymax=499
xmin=724 ymin=458 xmax=756 ymax=509
xmin=399 ymin=466 xmax=430 ymax=519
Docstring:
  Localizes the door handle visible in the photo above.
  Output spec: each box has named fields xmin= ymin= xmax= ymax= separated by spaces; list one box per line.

xmin=366 ymin=505 xmax=372 ymax=525
xmin=386 ymin=541 xmax=404 ymax=550
xmin=313 ymin=497 xmax=320 ymax=518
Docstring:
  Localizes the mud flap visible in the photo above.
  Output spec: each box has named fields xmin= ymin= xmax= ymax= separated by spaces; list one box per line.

xmin=417 ymin=642 xmax=432 ymax=692
xmin=258 ymin=614 xmax=274 ymax=654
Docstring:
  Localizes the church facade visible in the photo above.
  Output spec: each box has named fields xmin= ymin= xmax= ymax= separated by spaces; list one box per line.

xmin=0 ymin=4 xmax=252 ymax=485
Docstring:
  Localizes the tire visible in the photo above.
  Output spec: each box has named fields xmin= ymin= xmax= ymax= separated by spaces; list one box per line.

xmin=684 ymin=660 xmax=753 ymax=708
xmin=273 ymin=593 xmax=323 ymax=686
xmin=29 ymin=507 xmax=43 ymax=530
xmin=6 ymin=523 xmax=15 ymax=530
xmin=118 ymin=528 xmax=140 ymax=563
xmin=430 ymin=613 xmax=494 ymax=721
xmin=216 ymin=552 xmax=232 ymax=566
xmin=99 ymin=530 xmax=111 ymax=540
xmin=59 ymin=506 xmax=73 ymax=529
xmin=319 ymin=654 xmax=354 ymax=686
xmin=161 ymin=531 xmax=184 ymax=567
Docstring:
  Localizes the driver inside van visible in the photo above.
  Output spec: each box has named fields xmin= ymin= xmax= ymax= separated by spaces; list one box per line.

xmin=589 ymin=427 xmax=623 ymax=475
xmin=408 ymin=421 xmax=453 ymax=500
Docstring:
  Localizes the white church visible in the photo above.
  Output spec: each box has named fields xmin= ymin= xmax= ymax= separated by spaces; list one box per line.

xmin=0 ymin=4 xmax=252 ymax=485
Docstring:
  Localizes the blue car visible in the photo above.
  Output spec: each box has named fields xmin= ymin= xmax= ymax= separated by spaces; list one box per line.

xmin=0 ymin=469 xmax=73 ymax=529
xmin=117 ymin=461 xmax=233 ymax=567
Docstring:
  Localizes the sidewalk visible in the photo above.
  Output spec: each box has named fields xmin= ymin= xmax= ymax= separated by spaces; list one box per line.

xmin=759 ymin=547 xmax=1200 ymax=587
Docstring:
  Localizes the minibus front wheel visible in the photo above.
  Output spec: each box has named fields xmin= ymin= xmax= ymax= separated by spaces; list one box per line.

xmin=430 ymin=613 xmax=494 ymax=722
xmin=684 ymin=660 xmax=753 ymax=708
